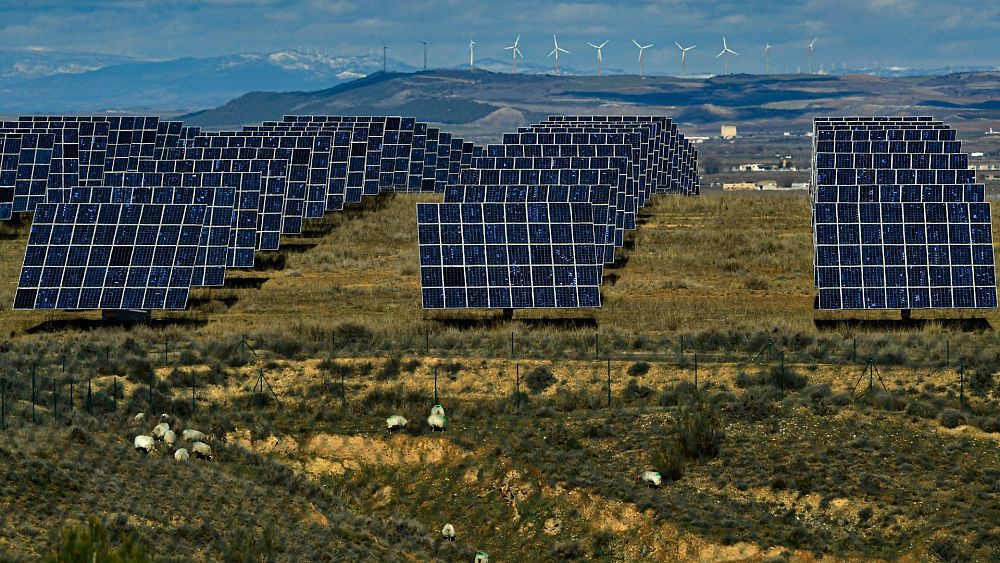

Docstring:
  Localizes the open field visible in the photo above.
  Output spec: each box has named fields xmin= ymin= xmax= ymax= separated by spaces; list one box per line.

xmin=2 ymin=192 xmax=1000 ymax=560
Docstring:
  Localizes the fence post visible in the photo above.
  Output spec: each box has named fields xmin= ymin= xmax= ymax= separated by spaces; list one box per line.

xmin=510 ymin=331 xmax=515 ymax=358
xmin=594 ymin=333 xmax=599 ymax=359
xmin=164 ymin=339 xmax=169 ymax=366
xmin=606 ymin=358 xmax=612 ymax=407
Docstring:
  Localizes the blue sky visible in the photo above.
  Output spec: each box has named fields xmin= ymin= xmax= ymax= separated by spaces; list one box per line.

xmin=1 ymin=0 xmax=997 ymax=73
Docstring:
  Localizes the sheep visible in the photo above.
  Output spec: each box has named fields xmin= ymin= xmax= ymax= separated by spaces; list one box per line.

xmin=163 ymin=429 xmax=176 ymax=446
xmin=191 ymin=441 xmax=213 ymax=460
xmin=152 ymin=422 xmax=170 ymax=440
xmin=386 ymin=415 xmax=408 ymax=432
xmin=174 ymin=448 xmax=190 ymax=462
xmin=430 ymin=404 xmax=446 ymax=417
xmin=427 ymin=413 xmax=446 ymax=432
xmin=441 ymin=523 xmax=455 ymax=541
xmin=639 ymin=470 xmax=662 ymax=488
xmin=133 ymin=412 xmax=146 ymax=423
xmin=159 ymin=413 xmax=171 ymax=423
xmin=133 ymin=435 xmax=155 ymax=454
xmin=182 ymin=429 xmax=205 ymax=442
xmin=474 ymin=551 xmax=489 ymax=563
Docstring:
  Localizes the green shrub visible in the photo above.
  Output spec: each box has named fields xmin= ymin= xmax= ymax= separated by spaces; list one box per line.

xmin=46 ymin=517 xmax=150 ymax=562
xmin=627 ymin=362 xmax=650 ymax=377
xmin=939 ymin=408 xmax=966 ymax=429
xmin=674 ymin=400 xmax=725 ymax=459
xmin=525 ymin=365 xmax=556 ymax=394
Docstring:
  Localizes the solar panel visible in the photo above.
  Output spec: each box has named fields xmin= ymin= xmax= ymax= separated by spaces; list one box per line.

xmin=13 ymin=201 xmax=206 ymax=310
xmin=812 ymin=116 xmax=996 ymax=310
xmin=417 ymin=200 xmax=601 ymax=309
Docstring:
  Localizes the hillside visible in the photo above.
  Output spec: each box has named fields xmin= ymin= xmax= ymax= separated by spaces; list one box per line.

xmin=181 ymin=69 xmax=1000 ymax=138
xmin=2 ymin=193 xmax=1000 ymax=560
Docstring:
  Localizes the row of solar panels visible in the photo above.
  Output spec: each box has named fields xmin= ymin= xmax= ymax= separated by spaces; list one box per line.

xmin=811 ymin=116 xmax=997 ymax=311
xmin=417 ymin=116 xmax=700 ymax=309
xmin=9 ymin=115 xmax=491 ymax=310
xmin=10 ymin=114 xmax=699 ymax=312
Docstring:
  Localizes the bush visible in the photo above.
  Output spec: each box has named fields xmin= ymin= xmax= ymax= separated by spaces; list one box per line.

xmin=627 ymin=362 xmax=650 ymax=377
xmin=46 ymin=517 xmax=150 ymax=562
xmin=735 ymin=364 xmax=807 ymax=391
xmin=939 ymin=408 xmax=966 ymax=429
xmin=377 ymin=357 xmax=401 ymax=381
xmin=970 ymin=367 xmax=995 ymax=396
xmin=525 ymin=365 xmax=556 ymax=394
xmin=650 ymin=438 xmax=685 ymax=481
xmin=674 ymin=400 xmax=725 ymax=459
xmin=624 ymin=378 xmax=654 ymax=401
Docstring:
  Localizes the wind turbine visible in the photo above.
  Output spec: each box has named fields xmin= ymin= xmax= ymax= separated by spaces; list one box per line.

xmin=504 ymin=34 xmax=523 ymax=73
xmin=764 ymin=43 xmax=772 ymax=74
xmin=418 ymin=40 xmax=427 ymax=71
xmin=380 ymin=38 xmax=388 ymax=73
xmin=548 ymin=34 xmax=569 ymax=75
xmin=716 ymin=36 xmax=738 ymax=74
xmin=469 ymin=40 xmax=476 ymax=69
xmin=674 ymin=41 xmax=694 ymax=76
xmin=807 ymin=37 xmax=817 ymax=74
xmin=587 ymin=40 xmax=609 ymax=76
xmin=632 ymin=39 xmax=653 ymax=78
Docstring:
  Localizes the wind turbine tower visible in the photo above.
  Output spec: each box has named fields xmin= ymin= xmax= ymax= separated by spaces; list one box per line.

xmin=674 ymin=42 xmax=694 ymax=76
xmin=587 ymin=40 xmax=609 ymax=76
xmin=381 ymin=41 xmax=388 ymax=73
xmin=419 ymin=41 xmax=427 ymax=71
xmin=716 ymin=36 xmax=738 ymax=74
xmin=548 ymin=34 xmax=569 ymax=75
xmin=469 ymin=40 xmax=476 ymax=69
xmin=504 ymin=35 xmax=523 ymax=72
xmin=808 ymin=37 xmax=817 ymax=74
xmin=632 ymin=39 xmax=653 ymax=78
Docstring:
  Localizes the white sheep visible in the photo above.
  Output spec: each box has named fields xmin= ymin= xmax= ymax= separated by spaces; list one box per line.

xmin=182 ymin=428 xmax=205 ymax=442
xmin=430 ymin=404 xmax=446 ymax=417
xmin=639 ymin=470 xmax=662 ymax=488
xmin=160 ymin=413 xmax=171 ymax=423
xmin=174 ymin=448 xmax=190 ymax=462
xmin=474 ymin=551 xmax=489 ymax=563
xmin=152 ymin=422 xmax=170 ymax=439
xmin=191 ymin=441 xmax=213 ymax=460
xmin=133 ymin=435 xmax=155 ymax=454
xmin=133 ymin=412 xmax=146 ymax=423
xmin=163 ymin=429 xmax=176 ymax=446
xmin=386 ymin=415 xmax=408 ymax=432
xmin=427 ymin=413 xmax=446 ymax=432
xmin=441 ymin=523 xmax=455 ymax=541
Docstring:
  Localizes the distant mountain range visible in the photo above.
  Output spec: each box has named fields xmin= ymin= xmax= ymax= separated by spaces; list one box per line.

xmin=1 ymin=47 xmax=996 ymax=117
xmin=178 ymin=69 xmax=1000 ymax=139
xmin=0 ymin=48 xmax=416 ymax=113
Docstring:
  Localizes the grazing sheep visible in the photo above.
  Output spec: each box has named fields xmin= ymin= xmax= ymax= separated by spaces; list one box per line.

xmin=182 ymin=429 xmax=205 ymax=442
xmin=163 ymin=429 xmax=176 ymax=446
xmin=191 ymin=441 xmax=213 ymax=460
xmin=133 ymin=435 xmax=155 ymax=454
xmin=639 ymin=470 xmax=662 ymax=488
xmin=160 ymin=413 xmax=171 ymax=423
xmin=430 ymin=404 xmax=446 ymax=417
xmin=152 ymin=422 xmax=170 ymax=439
xmin=133 ymin=412 xmax=146 ymax=423
xmin=427 ymin=413 xmax=446 ymax=432
xmin=441 ymin=523 xmax=455 ymax=541
xmin=474 ymin=551 xmax=489 ymax=563
xmin=386 ymin=415 xmax=408 ymax=432
xmin=174 ymin=448 xmax=190 ymax=462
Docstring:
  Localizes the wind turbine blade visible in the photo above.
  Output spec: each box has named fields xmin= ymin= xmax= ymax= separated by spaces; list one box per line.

xmin=515 ymin=34 xmax=520 ymax=46
xmin=632 ymin=39 xmax=641 ymax=48
xmin=549 ymin=48 xmax=557 ymax=57
xmin=675 ymin=41 xmax=683 ymax=50
xmin=515 ymin=48 xmax=522 ymax=58
xmin=644 ymin=44 xmax=653 ymax=49
xmin=717 ymin=50 xmax=726 ymax=58
xmin=731 ymin=49 xmax=739 ymax=56
xmin=599 ymin=40 xmax=609 ymax=48
xmin=588 ymin=42 xmax=598 ymax=49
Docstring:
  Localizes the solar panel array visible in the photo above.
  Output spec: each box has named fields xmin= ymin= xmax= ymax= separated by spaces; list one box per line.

xmin=6 ymin=114 xmax=482 ymax=311
xmin=418 ymin=115 xmax=700 ymax=310
xmin=811 ymin=116 xmax=997 ymax=310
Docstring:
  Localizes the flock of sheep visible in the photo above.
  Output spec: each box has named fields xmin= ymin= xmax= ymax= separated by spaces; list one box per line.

xmin=385 ymin=403 xmax=447 ymax=433
xmin=131 ymin=412 xmax=210 ymax=462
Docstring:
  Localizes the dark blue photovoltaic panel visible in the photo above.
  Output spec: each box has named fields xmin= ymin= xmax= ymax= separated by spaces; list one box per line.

xmin=13 ymin=202 xmax=206 ymax=310
xmin=417 ymin=201 xmax=601 ymax=309
xmin=812 ymin=116 xmax=996 ymax=310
